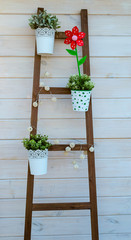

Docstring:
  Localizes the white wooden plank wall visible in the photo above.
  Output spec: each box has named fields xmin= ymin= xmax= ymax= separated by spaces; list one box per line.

xmin=0 ymin=0 xmax=131 ymax=239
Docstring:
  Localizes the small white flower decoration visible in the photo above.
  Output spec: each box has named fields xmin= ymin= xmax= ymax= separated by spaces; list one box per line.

xmin=80 ymin=154 xmax=85 ymax=159
xmin=44 ymin=71 xmax=50 ymax=77
xmin=40 ymin=82 xmax=44 ymax=87
xmin=51 ymin=97 xmax=57 ymax=102
xmin=44 ymin=86 xmax=50 ymax=91
xmin=72 ymin=160 xmax=76 ymax=165
xmin=89 ymin=146 xmax=94 ymax=152
xmin=65 ymin=146 xmax=71 ymax=152
xmin=27 ymin=126 xmax=33 ymax=132
xmin=33 ymin=101 xmax=38 ymax=107
xmin=54 ymin=139 xmax=59 ymax=144
xmin=74 ymin=164 xmax=79 ymax=169
xmin=70 ymin=142 xmax=75 ymax=149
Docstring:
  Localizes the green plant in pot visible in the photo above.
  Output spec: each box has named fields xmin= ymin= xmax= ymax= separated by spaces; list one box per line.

xmin=23 ymin=134 xmax=52 ymax=175
xmin=29 ymin=10 xmax=60 ymax=55
xmin=64 ymin=26 xmax=95 ymax=112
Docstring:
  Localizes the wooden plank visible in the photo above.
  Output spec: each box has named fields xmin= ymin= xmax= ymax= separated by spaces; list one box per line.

xmin=1 ymin=57 xmax=131 ymax=78
xmin=1 ymin=78 xmax=131 ymax=99
xmin=0 ymin=158 xmax=131 ymax=179
xmin=1 ymin=36 xmax=131 ymax=57
xmin=1 ymin=178 xmax=131 ymax=199
xmin=32 ymin=202 xmax=91 ymax=211
xmin=1 ymin=196 xmax=131 ymax=217
xmin=1 ymin=234 xmax=131 ymax=240
xmin=1 ymin=15 xmax=131 ymax=36
xmin=1 ymin=119 xmax=131 ymax=139
xmin=1 ymin=139 xmax=131 ymax=160
xmin=1 ymin=0 xmax=131 ymax=14
xmin=1 ymin=99 xmax=131 ymax=119
xmin=0 ymin=215 xmax=131 ymax=236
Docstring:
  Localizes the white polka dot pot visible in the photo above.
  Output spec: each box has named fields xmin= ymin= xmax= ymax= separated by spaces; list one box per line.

xmin=71 ymin=90 xmax=91 ymax=112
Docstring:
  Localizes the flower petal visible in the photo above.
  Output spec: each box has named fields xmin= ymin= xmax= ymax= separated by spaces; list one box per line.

xmin=64 ymin=37 xmax=72 ymax=44
xmin=76 ymin=39 xmax=84 ymax=46
xmin=65 ymin=30 xmax=72 ymax=37
xmin=78 ymin=32 xmax=85 ymax=39
xmin=72 ymin=26 xmax=79 ymax=35
xmin=71 ymin=41 xmax=76 ymax=50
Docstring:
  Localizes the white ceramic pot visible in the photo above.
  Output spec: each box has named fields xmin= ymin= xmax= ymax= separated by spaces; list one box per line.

xmin=71 ymin=90 xmax=91 ymax=112
xmin=35 ymin=27 xmax=55 ymax=55
xmin=28 ymin=149 xmax=48 ymax=175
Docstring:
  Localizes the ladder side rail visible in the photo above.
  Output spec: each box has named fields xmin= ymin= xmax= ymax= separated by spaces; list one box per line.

xmin=81 ymin=9 xmax=99 ymax=240
xmin=24 ymin=8 xmax=43 ymax=240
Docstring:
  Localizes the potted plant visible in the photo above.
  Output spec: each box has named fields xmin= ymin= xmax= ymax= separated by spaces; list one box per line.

xmin=22 ymin=134 xmax=52 ymax=175
xmin=64 ymin=26 xmax=95 ymax=112
xmin=29 ymin=10 xmax=60 ymax=55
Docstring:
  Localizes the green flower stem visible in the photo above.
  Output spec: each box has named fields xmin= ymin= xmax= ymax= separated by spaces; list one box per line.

xmin=75 ymin=47 xmax=81 ymax=78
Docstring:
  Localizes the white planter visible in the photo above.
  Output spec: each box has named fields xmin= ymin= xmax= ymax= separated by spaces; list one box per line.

xmin=71 ymin=90 xmax=91 ymax=112
xmin=28 ymin=149 xmax=48 ymax=175
xmin=35 ymin=28 xmax=55 ymax=55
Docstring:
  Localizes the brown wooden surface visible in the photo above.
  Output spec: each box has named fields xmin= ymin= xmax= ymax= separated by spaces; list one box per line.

xmin=24 ymin=7 xmax=43 ymax=240
xmin=33 ymin=202 xmax=91 ymax=211
xmin=81 ymin=9 xmax=99 ymax=240
xmin=55 ymin=31 xmax=66 ymax=39
xmin=49 ymin=144 xmax=87 ymax=151
xmin=39 ymin=87 xmax=71 ymax=94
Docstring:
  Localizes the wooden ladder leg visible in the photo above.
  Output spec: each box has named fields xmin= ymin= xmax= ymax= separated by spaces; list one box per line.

xmin=81 ymin=9 xmax=99 ymax=240
xmin=86 ymin=99 xmax=99 ymax=240
xmin=24 ymin=167 xmax=34 ymax=240
xmin=24 ymin=37 xmax=41 ymax=239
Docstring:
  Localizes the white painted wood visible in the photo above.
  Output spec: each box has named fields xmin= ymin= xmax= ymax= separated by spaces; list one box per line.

xmin=1 ymin=15 xmax=131 ymax=36
xmin=1 ymin=139 xmax=131 ymax=160
xmin=1 ymin=78 xmax=131 ymax=99
xmin=0 ymin=215 xmax=131 ymax=236
xmin=0 ymin=57 xmax=131 ymax=78
xmin=1 ymin=234 xmax=131 ymax=240
xmin=1 ymin=157 xmax=131 ymax=179
xmin=1 ymin=36 xmax=131 ymax=57
xmin=0 ymin=178 xmax=131 ymax=199
xmin=1 ymin=196 xmax=131 ymax=217
xmin=1 ymin=0 xmax=131 ymax=14
xmin=0 ymin=119 xmax=131 ymax=139
xmin=1 ymin=99 xmax=131 ymax=119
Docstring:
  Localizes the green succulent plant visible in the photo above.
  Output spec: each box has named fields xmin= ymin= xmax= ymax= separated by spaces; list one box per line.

xmin=28 ymin=10 xmax=61 ymax=30
xmin=22 ymin=134 xmax=52 ymax=150
xmin=67 ymin=74 xmax=95 ymax=91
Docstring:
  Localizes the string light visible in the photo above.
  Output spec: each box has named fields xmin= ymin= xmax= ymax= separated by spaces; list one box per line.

xmin=74 ymin=164 xmax=79 ymax=169
xmin=51 ymin=97 xmax=57 ymax=102
xmin=80 ymin=153 xmax=85 ymax=159
xmin=45 ymin=86 xmax=50 ymax=91
xmin=44 ymin=71 xmax=50 ymax=77
xmin=65 ymin=146 xmax=71 ymax=152
xmin=33 ymin=101 xmax=38 ymax=107
xmin=89 ymin=146 xmax=94 ymax=152
xmin=72 ymin=160 xmax=76 ymax=165
xmin=70 ymin=142 xmax=75 ymax=149
xmin=27 ymin=126 xmax=33 ymax=132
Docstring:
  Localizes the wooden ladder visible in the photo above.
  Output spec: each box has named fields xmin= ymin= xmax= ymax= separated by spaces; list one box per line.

xmin=24 ymin=7 xmax=99 ymax=240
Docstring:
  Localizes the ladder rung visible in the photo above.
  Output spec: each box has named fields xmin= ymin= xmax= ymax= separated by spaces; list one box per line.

xmin=33 ymin=202 xmax=91 ymax=211
xmin=39 ymin=87 xmax=70 ymax=95
xmin=49 ymin=144 xmax=87 ymax=151
xmin=55 ymin=32 xmax=66 ymax=39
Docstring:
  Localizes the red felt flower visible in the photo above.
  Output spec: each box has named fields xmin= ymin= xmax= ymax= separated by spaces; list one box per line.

xmin=64 ymin=26 xmax=85 ymax=50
